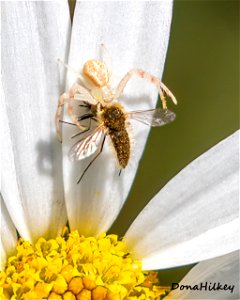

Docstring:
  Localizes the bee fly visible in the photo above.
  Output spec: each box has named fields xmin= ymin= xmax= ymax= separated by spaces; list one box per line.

xmin=56 ymin=59 xmax=177 ymax=183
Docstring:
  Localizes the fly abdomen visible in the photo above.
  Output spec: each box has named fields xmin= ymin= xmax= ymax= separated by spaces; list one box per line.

xmin=101 ymin=104 xmax=131 ymax=168
xmin=109 ymin=128 xmax=130 ymax=168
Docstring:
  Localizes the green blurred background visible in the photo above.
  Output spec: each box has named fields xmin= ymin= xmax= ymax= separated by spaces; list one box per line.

xmin=110 ymin=0 xmax=239 ymax=284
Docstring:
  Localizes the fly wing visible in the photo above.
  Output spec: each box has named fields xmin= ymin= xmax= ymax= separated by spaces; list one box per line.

xmin=68 ymin=127 xmax=105 ymax=161
xmin=128 ymin=108 xmax=176 ymax=127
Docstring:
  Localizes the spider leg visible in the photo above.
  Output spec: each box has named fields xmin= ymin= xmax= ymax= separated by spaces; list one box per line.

xmin=114 ymin=69 xmax=177 ymax=109
xmin=77 ymin=134 xmax=107 ymax=184
xmin=99 ymin=43 xmax=112 ymax=79
xmin=58 ymin=59 xmax=85 ymax=82
xmin=56 ymin=90 xmax=88 ymax=142
xmin=67 ymin=84 xmax=92 ymax=133
xmin=56 ymin=93 xmax=71 ymax=142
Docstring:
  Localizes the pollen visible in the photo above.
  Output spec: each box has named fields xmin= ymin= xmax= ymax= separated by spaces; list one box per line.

xmin=0 ymin=230 xmax=169 ymax=300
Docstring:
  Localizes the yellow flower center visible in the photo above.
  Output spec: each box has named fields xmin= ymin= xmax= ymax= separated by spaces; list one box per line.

xmin=0 ymin=230 xmax=169 ymax=299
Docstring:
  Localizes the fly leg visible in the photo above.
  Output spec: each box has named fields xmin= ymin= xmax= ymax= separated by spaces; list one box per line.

xmin=60 ymin=120 xmax=76 ymax=126
xmin=114 ymin=69 xmax=177 ymax=109
xmin=59 ymin=119 xmax=91 ymax=139
xmin=71 ymin=118 xmax=92 ymax=139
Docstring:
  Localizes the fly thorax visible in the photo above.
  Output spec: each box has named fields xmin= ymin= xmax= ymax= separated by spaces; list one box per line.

xmin=102 ymin=105 xmax=126 ymax=130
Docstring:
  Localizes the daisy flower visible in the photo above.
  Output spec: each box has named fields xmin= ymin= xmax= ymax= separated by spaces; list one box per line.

xmin=1 ymin=2 xmax=239 ymax=299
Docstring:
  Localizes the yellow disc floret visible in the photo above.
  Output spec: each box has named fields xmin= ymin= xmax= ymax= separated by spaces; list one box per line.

xmin=0 ymin=230 xmax=169 ymax=300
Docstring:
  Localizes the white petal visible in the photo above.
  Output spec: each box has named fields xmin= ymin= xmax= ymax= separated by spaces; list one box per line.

xmin=166 ymin=251 xmax=239 ymax=299
xmin=62 ymin=1 xmax=174 ymax=236
xmin=0 ymin=194 xmax=18 ymax=270
xmin=124 ymin=131 xmax=239 ymax=269
xmin=1 ymin=2 xmax=70 ymax=242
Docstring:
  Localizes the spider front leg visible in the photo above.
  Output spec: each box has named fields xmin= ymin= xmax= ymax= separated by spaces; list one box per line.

xmin=56 ymin=90 xmax=86 ymax=143
xmin=56 ymin=92 xmax=70 ymax=142
xmin=114 ymin=69 xmax=177 ymax=109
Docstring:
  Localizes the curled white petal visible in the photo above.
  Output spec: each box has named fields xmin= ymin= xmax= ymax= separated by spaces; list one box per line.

xmin=166 ymin=251 xmax=240 ymax=299
xmin=62 ymin=1 xmax=174 ymax=236
xmin=124 ymin=131 xmax=239 ymax=269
